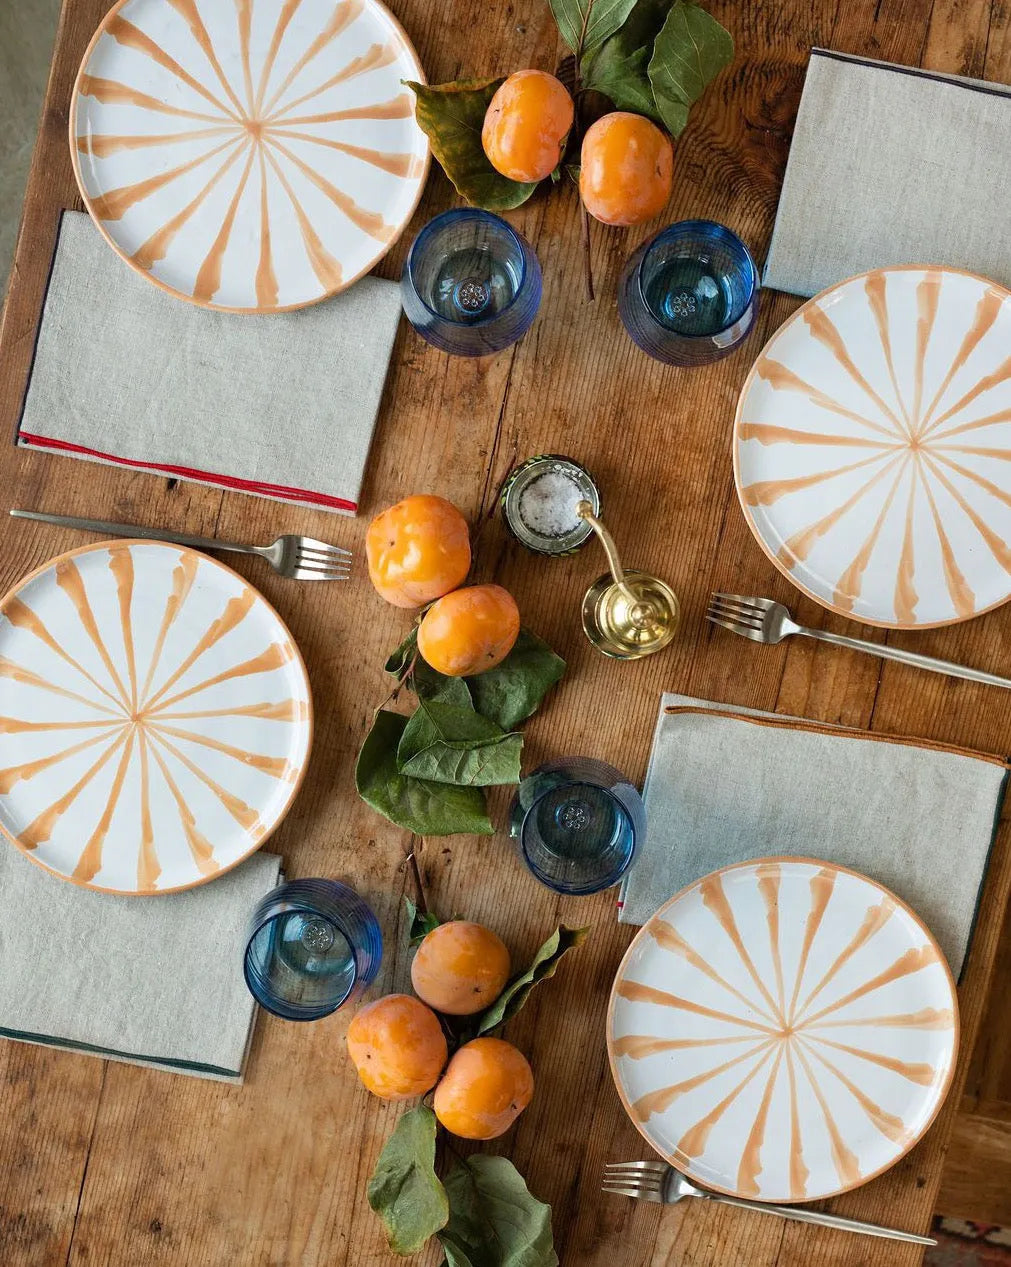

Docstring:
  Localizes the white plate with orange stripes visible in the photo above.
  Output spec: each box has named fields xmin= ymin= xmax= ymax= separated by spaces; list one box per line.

xmin=607 ymin=858 xmax=957 ymax=1202
xmin=0 ymin=542 xmax=312 ymax=893
xmin=70 ymin=0 xmax=428 ymax=312
xmin=735 ymin=266 xmax=1011 ymax=628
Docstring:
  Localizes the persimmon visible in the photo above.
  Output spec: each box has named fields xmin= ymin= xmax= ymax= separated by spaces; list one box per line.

xmin=417 ymin=584 xmax=520 ymax=677
xmin=366 ymin=494 xmax=471 ymax=609
xmin=346 ymin=994 xmax=448 ymax=1099
xmin=482 ymin=70 xmax=574 ymax=183
xmin=580 ymin=112 xmax=673 ymax=226
xmin=411 ymin=921 xmax=511 ymax=1016
xmin=433 ymin=1037 xmax=534 ymax=1139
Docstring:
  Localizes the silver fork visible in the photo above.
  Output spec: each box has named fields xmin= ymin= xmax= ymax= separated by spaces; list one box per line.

xmin=602 ymin=1162 xmax=935 ymax=1245
xmin=10 ymin=510 xmax=350 ymax=582
xmin=707 ymin=592 xmax=1011 ymax=689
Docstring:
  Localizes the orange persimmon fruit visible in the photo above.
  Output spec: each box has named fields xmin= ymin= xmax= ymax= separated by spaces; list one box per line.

xmin=366 ymin=494 xmax=471 ymax=609
xmin=580 ymin=112 xmax=673 ymax=226
xmin=411 ymin=921 xmax=511 ymax=1016
xmin=346 ymin=994 xmax=448 ymax=1099
xmin=433 ymin=1037 xmax=534 ymax=1139
xmin=482 ymin=70 xmax=575 ymax=183
xmin=416 ymin=583 xmax=520 ymax=677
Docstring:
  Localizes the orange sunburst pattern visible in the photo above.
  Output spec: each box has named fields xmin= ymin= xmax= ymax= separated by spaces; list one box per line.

xmin=70 ymin=0 xmax=428 ymax=310
xmin=608 ymin=859 xmax=957 ymax=1202
xmin=0 ymin=543 xmax=311 ymax=893
xmin=735 ymin=266 xmax=1011 ymax=628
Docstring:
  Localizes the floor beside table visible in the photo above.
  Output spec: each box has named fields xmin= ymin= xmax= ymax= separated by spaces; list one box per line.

xmin=1 ymin=0 xmax=1011 ymax=1263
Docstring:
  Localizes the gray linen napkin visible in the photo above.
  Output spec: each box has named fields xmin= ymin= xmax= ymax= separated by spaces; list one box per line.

xmin=617 ymin=694 xmax=1007 ymax=977
xmin=764 ymin=49 xmax=1011 ymax=297
xmin=16 ymin=211 xmax=403 ymax=514
xmin=0 ymin=847 xmax=281 ymax=1080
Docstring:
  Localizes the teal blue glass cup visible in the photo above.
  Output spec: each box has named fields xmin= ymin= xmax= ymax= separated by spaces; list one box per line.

xmin=243 ymin=879 xmax=382 ymax=1021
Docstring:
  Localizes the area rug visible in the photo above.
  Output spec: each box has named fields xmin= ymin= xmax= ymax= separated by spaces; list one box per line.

xmin=926 ymin=1219 xmax=1011 ymax=1265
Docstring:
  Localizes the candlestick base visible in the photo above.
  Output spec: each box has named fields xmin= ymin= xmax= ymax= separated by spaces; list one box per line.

xmin=581 ymin=570 xmax=680 ymax=659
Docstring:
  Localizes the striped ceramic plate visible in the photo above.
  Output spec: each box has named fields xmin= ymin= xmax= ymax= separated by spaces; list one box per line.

xmin=735 ymin=266 xmax=1011 ymax=627
xmin=0 ymin=542 xmax=312 ymax=893
xmin=608 ymin=858 xmax=957 ymax=1202
xmin=70 ymin=0 xmax=428 ymax=311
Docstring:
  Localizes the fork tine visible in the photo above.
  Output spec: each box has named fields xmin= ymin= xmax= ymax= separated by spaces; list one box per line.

xmin=604 ymin=1161 xmax=667 ymax=1174
xmin=298 ymin=544 xmax=350 ymax=561
xmin=706 ymin=604 xmax=763 ymax=630
xmin=292 ymin=567 xmax=351 ymax=581
xmin=299 ymin=536 xmax=352 ymax=557
xmin=709 ymin=595 xmax=767 ymax=620
xmin=601 ymin=1184 xmax=663 ymax=1202
xmin=706 ymin=613 xmax=767 ymax=642
xmin=712 ymin=591 xmax=770 ymax=609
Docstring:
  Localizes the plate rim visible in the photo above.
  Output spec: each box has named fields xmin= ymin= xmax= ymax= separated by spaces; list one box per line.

xmin=68 ymin=0 xmax=431 ymax=314
xmin=733 ymin=263 xmax=1011 ymax=630
xmin=606 ymin=854 xmax=960 ymax=1203
xmin=0 ymin=538 xmax=314 ymax=894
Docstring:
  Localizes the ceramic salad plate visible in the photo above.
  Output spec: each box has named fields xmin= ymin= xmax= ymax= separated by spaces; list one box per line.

xmin=608 ymin=858 xmax=958 ymax=1202
xmin=735 ymin=266 xmax=1011 ymax=627
xmin=70 ymin=0 xmax=428 ymax=311
xmin=0 ymin=542 xmax=312 ymax=893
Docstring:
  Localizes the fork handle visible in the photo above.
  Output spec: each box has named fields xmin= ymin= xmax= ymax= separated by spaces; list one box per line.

xmin=799 ymin=626 xmax=1011 ymax=690
xmin=10 ymin=511 xmax=262 ymax=558
xmin=699 ymin=1191 xmax=935 ymax=1245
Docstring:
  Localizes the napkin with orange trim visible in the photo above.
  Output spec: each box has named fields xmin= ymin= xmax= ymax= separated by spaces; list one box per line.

xmin=0 ymin=847 xmax=281 ymax=1080
xmin=16 ymin=212 xmax=402 ymax=515
xmin=618 ymin=694 xmax=1007 ymax=977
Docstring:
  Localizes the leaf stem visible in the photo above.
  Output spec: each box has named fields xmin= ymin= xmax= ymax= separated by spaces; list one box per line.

xmin=580 ymin=201 xmax=595 ymax=302
xmin=406 ymin=845 xmax=429 ymax=916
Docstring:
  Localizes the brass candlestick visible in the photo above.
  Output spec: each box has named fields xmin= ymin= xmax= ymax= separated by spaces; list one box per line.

xmin=576 ymin=502 xmax=680 ymax=659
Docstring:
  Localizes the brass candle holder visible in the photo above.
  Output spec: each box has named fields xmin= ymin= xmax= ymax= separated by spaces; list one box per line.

xmin=577 ymin=501 xmax=680 ymax=659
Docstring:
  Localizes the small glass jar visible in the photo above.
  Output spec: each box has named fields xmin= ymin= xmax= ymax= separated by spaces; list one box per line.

xmin=500 ymin=455 xmax=601 ymax=555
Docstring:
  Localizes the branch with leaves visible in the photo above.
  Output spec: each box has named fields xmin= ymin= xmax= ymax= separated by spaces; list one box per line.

xmin=366 ymin=905 xmax=589 ymax=1263
xmin=406 ymin=0 xmax=733 ymax=297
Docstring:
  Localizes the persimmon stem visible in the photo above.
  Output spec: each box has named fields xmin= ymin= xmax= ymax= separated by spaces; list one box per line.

xmin=580 ymin=201 xmax=594 ymax=302
xmin=406 ymin=844 xmax=429 ymax=916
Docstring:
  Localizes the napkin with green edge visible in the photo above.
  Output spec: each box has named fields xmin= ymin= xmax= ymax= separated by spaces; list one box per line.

xmin=618 ymin=693 xmax=1007 ymax=977
xmin=0 ymin=847 xmax=281 ymax=1080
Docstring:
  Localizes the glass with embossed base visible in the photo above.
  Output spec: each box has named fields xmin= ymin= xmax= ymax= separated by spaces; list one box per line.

xmin=243 ymin=879 xmax=382 ymax=1021
xmin=618 ymin=219 xmax=758 ymax=366
xmin=509 ymin=758 xmax=645 ymax=895
xmin=401 ymin=209 xmax=542 ymax=357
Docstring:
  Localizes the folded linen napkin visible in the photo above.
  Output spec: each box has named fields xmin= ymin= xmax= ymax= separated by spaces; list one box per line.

xmin=0 ymin=847 xmax=281 ymax=1080
xmin=618 ymin=694 xmax=1008 ymax=977
xmin=764 ymin=48 xmax=1011 ymax=297
xmin=15 ymin=212 xmax=403 ymax=514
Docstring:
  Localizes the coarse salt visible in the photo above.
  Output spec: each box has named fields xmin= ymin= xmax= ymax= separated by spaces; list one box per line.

xmin=517 ymin=469 xmax=585 ymax=538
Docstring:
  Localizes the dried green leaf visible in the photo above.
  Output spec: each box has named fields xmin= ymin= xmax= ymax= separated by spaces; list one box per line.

xmin=356 ymin=710 xmax=493 ymax=836
xmin=466 ymin=629 xmax=566 ymax=730
xmin=438 ymin=1156 xmax=558 ymax=1267
xmin=647 ymin=1 xmax=733 ymax=137
xmin=549 ymin=0 xmax=638 ymax=59
xmin=583 ymin=0 xmax=673 ymax=122
xmin=404 ymin=896 xmax=442 ymax=947
xmin=368 ymin=1105 xmax=449 ymax=1255
xmin=398 ymin=699 xmax=523 ymax=786
xmin=406 ymin=79 xmax=538 ymax=210
xmin=386 ymin=629 xmax=474 ymax=709
xmin=476 ymin=926 xmax=590 ymax=1034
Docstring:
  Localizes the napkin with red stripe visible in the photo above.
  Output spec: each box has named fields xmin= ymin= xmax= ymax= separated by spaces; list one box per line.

xmin=16 ymin=212 xmax=402 ymax=514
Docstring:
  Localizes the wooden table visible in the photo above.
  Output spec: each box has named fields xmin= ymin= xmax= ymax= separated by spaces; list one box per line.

xmin=3 ymin=0 xmax=1011 ymax=1262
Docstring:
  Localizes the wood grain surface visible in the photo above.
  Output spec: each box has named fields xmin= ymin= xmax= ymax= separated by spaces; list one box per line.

xmin=1 ymin=0 xmax=1010 ymax=1263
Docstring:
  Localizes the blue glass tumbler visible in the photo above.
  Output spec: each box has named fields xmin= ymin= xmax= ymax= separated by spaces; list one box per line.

xmin=509 ymin=757 xmax=646 ymax=895
xmin=618 ymin=219 xmax=758 ymax=366
xmin=243 ymin=879 xmax=382 ymax=1021
xmin=401 ymin=209 xmax=542 ymax=357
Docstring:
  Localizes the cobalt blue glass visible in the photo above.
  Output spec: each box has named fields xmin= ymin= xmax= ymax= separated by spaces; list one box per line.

xmin=509 ymin=758 xmax=646 ymax=895
xmin=618 ymin=219 xmax=759 ymax=366
xmin=401 ymin=209 xmax=542 ymax=357
xmin=243 ymin=879 xmax=382 ymax=1021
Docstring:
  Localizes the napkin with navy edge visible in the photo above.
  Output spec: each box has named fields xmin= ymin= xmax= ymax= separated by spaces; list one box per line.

xmin=15 ymin=211 xmax=402 ymax=515
xmin=764 ymin=48 xmax=1011 ymax=297
xmin=0 ymin=847 xmax=281 ymax=1081
xmin=617 ymin=694 xmax=1007 ymax=978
